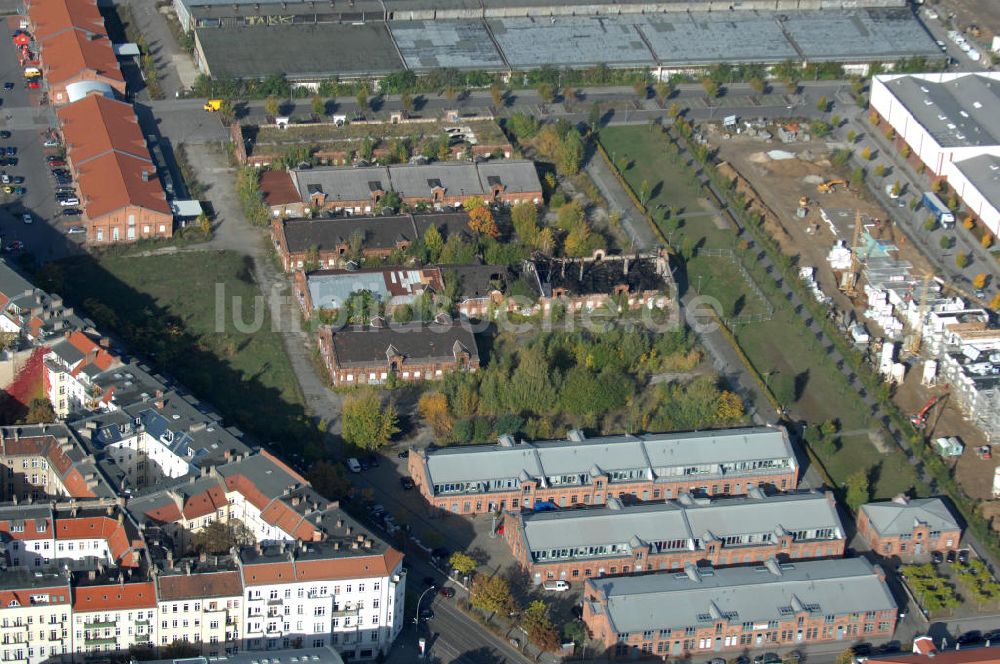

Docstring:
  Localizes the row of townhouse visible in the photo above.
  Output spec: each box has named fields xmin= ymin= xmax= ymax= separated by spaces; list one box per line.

xmin=24 ymin=1 xmax=173 ymax=245
xmin=263 ymin=161 xmax=542 ymax=218
xmin=502 ymin=489 xmax=847 ymax=585
xmin=407 ymin=426 xmax=800 ymax=515
xmin=582 ymin=557 xmax=898 ymax=659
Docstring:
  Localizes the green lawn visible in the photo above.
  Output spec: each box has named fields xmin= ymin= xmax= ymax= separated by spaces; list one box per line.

xmin=599 ymin=126 xmax=919 ymax=499
xmin=38 ymin=251 xmax=311 ymax=449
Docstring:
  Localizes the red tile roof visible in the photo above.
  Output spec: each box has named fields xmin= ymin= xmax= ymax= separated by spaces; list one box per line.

xmin=57 ymin=95 xmax=149 ymax=166
xmin=77 ymin=151 xmax=170 ymax=219
xmin=42 ymin=29 xmax=122 ymax=88
xmin=261 ymin=170 xmax=300 ymax=206
xmin=242 ymin=548 xmax=404 ymax=587
xmin=0 ymin=517 xmax=52 ymax=541
xmin=158 ymin=571 xmax=243 ymax=601
xmin=27 ymin=0 xmax=106 ymax=42
xmin=0 ymin=585 xmax=71 ymax=609
xmin=73 ymin=582 xmax=157 ymax=611
xmin=182 ymin=485 xmax=229 ymax=520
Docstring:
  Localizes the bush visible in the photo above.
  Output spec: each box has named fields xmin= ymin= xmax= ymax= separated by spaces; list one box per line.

xmin=924 ymin=216 xmax=937 ymax=232
xmin=956 ymin=252 xmax=971 ymax=269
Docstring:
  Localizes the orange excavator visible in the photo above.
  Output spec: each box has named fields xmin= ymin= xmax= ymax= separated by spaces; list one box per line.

xmin=911 ymin=392 xmax=948 ymax=429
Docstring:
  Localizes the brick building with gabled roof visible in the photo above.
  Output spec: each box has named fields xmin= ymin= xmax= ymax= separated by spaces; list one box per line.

xmin=76 ymin=150 xmax=172 ymax=244
xmin=26 ymin=0 xmax=106 ymax=42
xmin=41 ymin=29 xmax=124 ymax=105
xmin=318 ymin=320 xmax=480 ymax=386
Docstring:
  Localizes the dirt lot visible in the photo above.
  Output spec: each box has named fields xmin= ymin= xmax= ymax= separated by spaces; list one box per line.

xmin=933 ymin=0 xmax=1000 ymax=46
xmin=711 ymin=131 xmax=1000 ymax=500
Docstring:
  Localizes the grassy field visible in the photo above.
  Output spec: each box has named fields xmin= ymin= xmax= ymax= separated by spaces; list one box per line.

xmin=601 ymin=126 xmax=771 ymax=320
xmin=600 ymin=126 xmax=919 ymax=499
xmin=38 ymin=251 xmax=311 ymax=448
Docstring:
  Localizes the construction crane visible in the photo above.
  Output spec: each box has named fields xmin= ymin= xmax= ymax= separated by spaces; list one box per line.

xmin=839 ymin=210 xmax=864 ymax=298
xmin=910 ymin=392 xmax=948 ymax=429
xmin=904 ymin=272 xmax=933 ymax=356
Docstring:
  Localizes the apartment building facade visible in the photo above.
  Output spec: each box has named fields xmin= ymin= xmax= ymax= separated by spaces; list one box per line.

xmin=583 ymin=558 xmax=897 ymax=659
xmin=156 ymin=568 xmax=243 ymax=655
xmin=409 ymin=426 xmax=799 ymax=515
xmin=504 ymin=491 xmax=845 ymax=584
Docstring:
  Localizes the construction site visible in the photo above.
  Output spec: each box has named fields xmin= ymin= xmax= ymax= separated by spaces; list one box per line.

xmin=707 ymin=125 xmax=1000 ymax=509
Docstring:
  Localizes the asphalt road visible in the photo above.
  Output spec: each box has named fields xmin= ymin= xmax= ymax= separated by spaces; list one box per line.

xmin=0 ymin=23 xmax=82 ymax=263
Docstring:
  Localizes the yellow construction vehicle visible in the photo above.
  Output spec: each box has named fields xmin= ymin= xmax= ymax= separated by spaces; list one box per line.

xmin=817 ymin=179 xmax=848 ymax=194
xmin=203 ymin=99 xmax=223 ymax=112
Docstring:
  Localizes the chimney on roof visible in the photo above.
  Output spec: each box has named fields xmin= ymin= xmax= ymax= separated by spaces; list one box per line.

xmin=166 ymin=550 xmax=174 ymax=570
xmin=87 ymin=570 xmax=96 ymax=581
xmin=351 ymin=542 xmax=359 ymax=550
xmin=333 ymin=542 xmax=340 ymax=551
xmin=255 ymin=543 xmax=262 ymax=555
xmin=291 ymin=496 xmax=300 ymax=506
xmin=892 ymin=494 xmax=910 ymax=505
xmin=623 ymin=257 xmax=629 ymax=276
xmin=106 ymin=504 xmax=114 ymax=516
xmin=99 ymin=337 xmax=110 ymax=348
xmin=345 ymin=526 xmax=352 ymax=536
xmin=184 ymin=562 xmax=191 ymax=576
xmin=117 ymin=512 xmax=124 ymax=525
xmin=336 ymin=519 xmax=343 ymax=528
xmin=141 ymin=170 xmax=150 ymax=182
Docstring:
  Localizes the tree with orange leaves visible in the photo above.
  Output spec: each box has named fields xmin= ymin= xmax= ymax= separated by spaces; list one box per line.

xmin=468 ymin=205 xmax=500 ymax=238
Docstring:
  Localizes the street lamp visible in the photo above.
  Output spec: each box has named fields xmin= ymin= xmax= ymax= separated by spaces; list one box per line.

xmin=414 ymin=585 xmax=436 ymax=626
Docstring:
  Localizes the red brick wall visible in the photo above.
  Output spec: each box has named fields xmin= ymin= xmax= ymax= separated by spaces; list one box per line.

xmin=856 ymin=511 xmax=960 ymax=561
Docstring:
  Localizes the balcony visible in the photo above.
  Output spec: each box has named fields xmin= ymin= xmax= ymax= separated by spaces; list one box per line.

xmin=265 ymin=626 xmax=283 ymax=636
xmin=135 ymin=634 xmax=151 ymax=643
xmin=84 ymin=621 xmax=116 ymax=629
xmin=85 ymin=637 xmax=118 ymax=646
xmin=267 ymin=598 xmax=283 ymax=606
xmin=0 ymin=622 xmax=28 ymax=631
xmin=331 ymin=607 xmax=360 ymax=618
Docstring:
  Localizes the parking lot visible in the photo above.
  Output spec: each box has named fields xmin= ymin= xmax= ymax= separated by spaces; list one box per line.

xmin=0 ymin=16 xmax=83 ymax=264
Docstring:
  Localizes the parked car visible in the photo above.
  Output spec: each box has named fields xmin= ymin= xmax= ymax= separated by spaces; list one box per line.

xmin=12 ymin=186 xmax=25 ymax=195
xmin=67 ymin=226 xmax=86 ymax=235
xmin=27 ymin=80 xmax=40 ymax=90
xmin=399 ymin=477 xmax=414 ymax=490
xmin=3 ymin=82 xmax=14 ymax=91
xmin=43 ymin=138 xmax=59 ymax=147
xmin=982 ymin=629 xmax=1000 ymax=642
xmin=851 ymin=644 xmax=872 ymax=657
xmin=59 ymin=197 xmax=80 ymax=206
xmin=21 ymin=213 xmax=32 ymax=224
xmin=932 ymin=551 xmax=944 ymax=564
xmin=418 ymin=608 xmax=433 ymax=620
xmin=0 ymin=131 xmax=10 ymax=139
xmin=946 ymin=550 xmax=957 ymax=563
xmin=543 ymin=580 xmax=570 ymax=592
xmin=4 ymin=240 xmax=23 ymax=252
xmin=61 ymin=208 xmax=81 ymax=216
xmin=397 ymin=449 xmax=409 ymax=459
xmin=957 ymin=631 xmax=982 ymax=645
xmin=5 ymin=146 xmax=15 ymax=156
xmin=753 ymin=654 xmax=781 ymax=664
xmin=12 ymin=176 xmax=23 ymax=184
xmin=438 ymin=587 xmax=455 ymax=598
xmin=345 ymin=458 xmax=361 ymax=473
xmin=47 ymin=159 xmax=66 ymax=167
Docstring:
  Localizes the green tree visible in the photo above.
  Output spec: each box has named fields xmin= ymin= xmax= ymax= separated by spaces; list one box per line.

xmin=847 ymin=129 xmax=857 ymax=143
xmin=701 ymin=77 xmax=719 ymax=98
xmin=341 ymin=393 xmax=399 ymax=450
xmin=400 ymin=92 xmax=414 ymax=116
xmin=470 ymin=574 xmax=515 ymax=618
xmin=356 ymin=87 xmax=368 ymax=112
xmin=816 ymin=95 xmax=828 ymax=112
xmin=956 ymin=252 xmax=971 ymax=269
xmin=536 ymin=83 xmax=555 ymax=104
xmin=20 ymin=398 xmax=55 ymax=425
xmin=506 ymin=112 xmax=540 ymax=140
xmin=449 ymin=552 xmax=478 ymax=576
xmin=163 ymin=642 xmax=200 ymax=659
xmin=556 ymin=129 xmax=585 ymax=176
xmin=924 ymin=216 xmax=937 ymax=232
xmin=423 ymin=224 xmax=444 ymax=262
xmin=311 ymin=95 xmax=325 ymax=118
xmin=667 ymin=102 xmax=681 ymax=119
xmin=522 ymin=600 xmax=561 ymax=652
xmin=851 ymin=167 xmax=865 ymax=188
xmin=874 ymin=164 xmax=886 ymax=178
xmin=654 ymin=80 xmax=672 ymax=105
xmin=511 ymin=202 xmax=539 ymax=246
xmin=844 ymin=469 xmax=870 ymax=511
xmin=307 ymin=461 xmax=353 ymax=500
xmin=749 ymin=77 xmax=765 ymax=94
xmin=264 ymin=95 xmax=279 ymax=119
xmin=218 ymin=98 xmax=235 ymax=124
xmin=189 ymin=519 xmax=254 ymax=554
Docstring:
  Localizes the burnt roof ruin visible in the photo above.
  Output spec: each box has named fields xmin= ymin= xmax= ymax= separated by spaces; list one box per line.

xmin=527 ymin=253 xmax=667 ymax=298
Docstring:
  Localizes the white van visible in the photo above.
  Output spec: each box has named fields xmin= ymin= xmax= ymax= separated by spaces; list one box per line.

xmin=346 ymin=457 xmax=362 ymax=473
xmin=542 ymin=580 xmax=570 ymax=592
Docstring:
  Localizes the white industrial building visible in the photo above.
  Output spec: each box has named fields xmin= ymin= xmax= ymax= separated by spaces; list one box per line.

xmin=870 ymin=72 xmax=1000 ymax=235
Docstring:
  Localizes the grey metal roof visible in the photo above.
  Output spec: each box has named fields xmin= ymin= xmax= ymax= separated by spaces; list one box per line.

xmin=390 ymin=20 xmax=506 ymax=70
xmin=638 ymin=13 xmax=796 ymax=65
xmin=144 ymin=646 xmax=345 ymax=664
xmin=283 ymin=216 xmax=419 ymax=254
xmin=292 ymin=166 xmax=390 ymax=204
xmin=588 ymin=558 xmax=896 ymax=634
xmin=194 ymin=23 xmax=402 ymax=80
xmin=488 ymin=16 xmax=654 ymax=68
xmin=520 ymin=492 xmax=842 ymax=556
xmin=308 ymin=271 xmax=394 ymax=311
xmin=784 ymin=8 xmax=938 ymax=61
xmin=881 ymin=73 xmax=1000 ymax=149
xmin=859 ymin=498 xmax=960 ymax=537
xmin=390 ymin=162 xmax=485 ymax=200
xmin=328 ymin=321 xmax=479 ymax=368
xmin=476 ymin=160 xmax=542 ymax=196
xmin=423 ymin=426 xmax=796 ymax=487
xmin=954 ymin=155 xmax=1000 ymax=215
